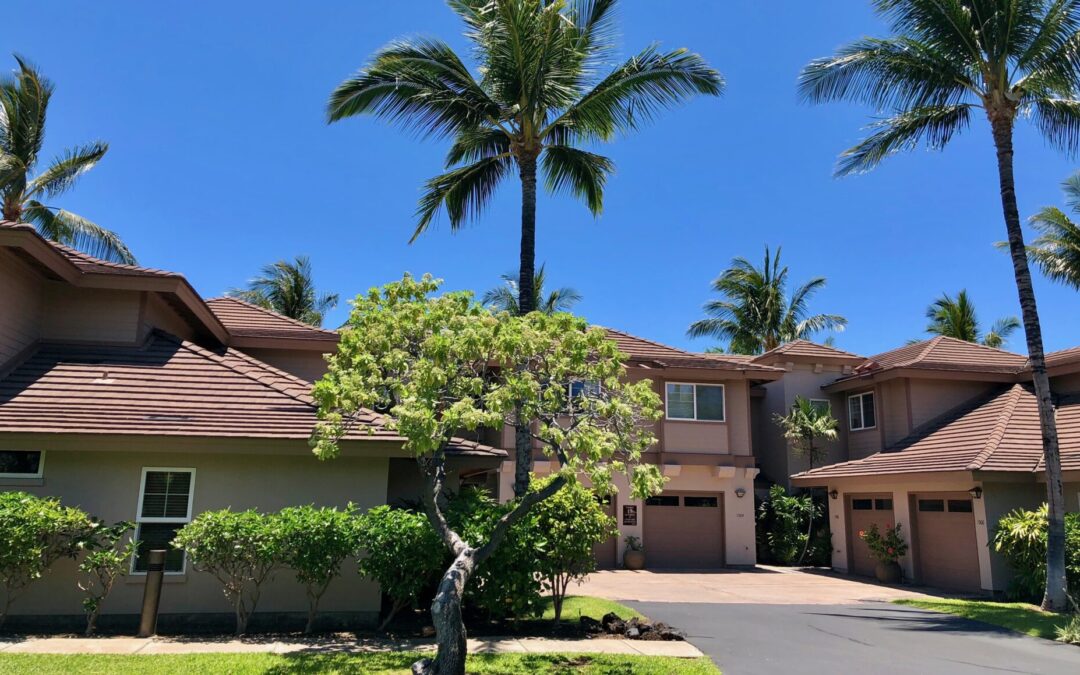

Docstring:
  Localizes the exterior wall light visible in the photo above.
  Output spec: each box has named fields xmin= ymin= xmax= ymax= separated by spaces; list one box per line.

xmin=968 ymin=486 xmax=983 ymax=499
xmin=734 ymin=487 xmax=746 ymax=499
xmin=829 ymin=489 xmax=839 ymax=500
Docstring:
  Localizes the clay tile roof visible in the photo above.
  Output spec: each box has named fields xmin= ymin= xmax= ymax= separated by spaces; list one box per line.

xmin=206 ymin=297 xmax=339 ymax=343
xmin=847 ymin=336 xmax=1028 ymax=377
xmin=0 ymin=221 xmax=180 ymax=278
xmin=0 ymin=331 xmax=501 ymax=456
xmin=1046 ymin=345 xmax=1080 ymax=369
xmin=752 ymin=339 xmax=864 ymax=363
xmin=792 ymin=384 xmax=1080 ymax=480
xmin=601 ymin=328 xmax=782 ymax=374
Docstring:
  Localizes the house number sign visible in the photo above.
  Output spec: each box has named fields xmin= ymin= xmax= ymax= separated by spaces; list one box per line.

xmin=622 ymin=505 xmax=637 ymax=526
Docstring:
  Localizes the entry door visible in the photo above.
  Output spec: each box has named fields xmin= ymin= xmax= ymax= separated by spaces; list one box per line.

xmin=914 ymin=494 xmax=980 ymax=592
xmin=592 ymin=495 xmax=618 ymax=569
xmin=847 ymin=495 xmax=895 ymax=577
xmin=643 ymin=492 xmax=724 ymax=569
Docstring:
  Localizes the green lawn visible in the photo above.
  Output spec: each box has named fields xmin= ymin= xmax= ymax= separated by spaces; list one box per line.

xmin=895 ymin=598 xmax=1071 ymax=640
xmin=539 ymin=595 xmax=645 ymax=622
xmin=0 ymin=653 xmax=719 ymax=674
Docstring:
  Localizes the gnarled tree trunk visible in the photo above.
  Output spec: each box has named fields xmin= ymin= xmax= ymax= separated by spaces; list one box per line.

xmin=990 ymin=112 xmax=1069 ymax=611
xmin=411 ymin=549 xmax=477 ymax=675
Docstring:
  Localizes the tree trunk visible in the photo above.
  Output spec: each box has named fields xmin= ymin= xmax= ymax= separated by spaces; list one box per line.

xmin=412 ymin=549 xmax=476 ymax=675
xmin=990 ymin=114 xmax=1069 ymax=611
xmin=304 ymin=586 xmax=321 ymax=634
xmin=378 ymin=598 xmax=408 ymax=632
xmin=512 ymin=152 xmax=540 ymax=498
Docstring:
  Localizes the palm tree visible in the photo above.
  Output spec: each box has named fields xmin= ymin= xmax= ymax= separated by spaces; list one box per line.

xmin=1028 ymin=173 xmax=1080 ymax=290
xmin=326 ymin=0 xmax=722 ymax=316
xmin=0 ymin=56 xmax=133 ymax=263
xmin=688 ymin=246 xmax=847 ymax=354
xmin=482 ymin=264 xmax=581 ymax=314
xmin=229 ymin=256 xmax=338 ymax=327
xmin=798 ymin=0 xmax=1077 ymax=610
xmin=924 ymin=290 xmax=1020 ymax=348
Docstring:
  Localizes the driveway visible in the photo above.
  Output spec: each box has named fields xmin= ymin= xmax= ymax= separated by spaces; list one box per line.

xmin=578 ymin=569 xmax=1080 ymax=674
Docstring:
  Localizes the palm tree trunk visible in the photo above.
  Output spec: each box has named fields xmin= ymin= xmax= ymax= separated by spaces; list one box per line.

xmin=512 ymin=152 xmax=540 ymax=497
xmin=990 ymin=114 xmax=1069 ymax=611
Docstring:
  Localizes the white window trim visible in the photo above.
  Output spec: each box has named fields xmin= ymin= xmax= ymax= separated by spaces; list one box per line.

xmin=809 ymin=398 xmax=831 ymax=411
xmin=132 ymin=467 xmax=196 ymax=575
xmin=848 ymin=391 xmax=876 ymax=431
xmin=0 ymin=450 xmax=45 ymax=478
xmin=568 ymin=379 xmax=602 ymax=398
xmin=665 ymin=382 xmax=726 ymax=423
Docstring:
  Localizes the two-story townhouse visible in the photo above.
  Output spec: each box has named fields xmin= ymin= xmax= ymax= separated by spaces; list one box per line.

xmin=0 ymin=221 xmax=503 ymax=630
xmin=788 ymin=337 xmax=1080 ymax=595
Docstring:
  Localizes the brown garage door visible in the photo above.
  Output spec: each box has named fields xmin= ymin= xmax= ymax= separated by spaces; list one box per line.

xmin=592 ymin=495 xmax=618 ymax=569
xmin=914 ymin=493 xmax=980 ymax=592
xmin=643 ymin=492 xmax=724 ymax=569
xmin=847 ymin=495 xmax=894 ymax=578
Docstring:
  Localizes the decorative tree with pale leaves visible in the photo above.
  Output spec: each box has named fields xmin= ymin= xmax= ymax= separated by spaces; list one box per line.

xmin=311 ymin=274 xmax=662 ymax=675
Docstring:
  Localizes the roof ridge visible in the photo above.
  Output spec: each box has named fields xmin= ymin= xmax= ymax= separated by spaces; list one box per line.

xmin=932 ymin=334 xmax=1024 ymax=358
xmin=208 ymin=296 xmax=338 ymax=336
xmin=600 ymin=327 xmax=696 ymax=357
xmin=967 ymin=385 xmax=1024 ymax=470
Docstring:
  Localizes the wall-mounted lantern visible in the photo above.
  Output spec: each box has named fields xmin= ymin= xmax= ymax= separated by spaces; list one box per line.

xmin=968 ymin=486 xmax=983 ymax=500
xmin=829 ymin=489 xmax=839 ymax=500
xmin=735 ymin=487 xmax=746 ymax=499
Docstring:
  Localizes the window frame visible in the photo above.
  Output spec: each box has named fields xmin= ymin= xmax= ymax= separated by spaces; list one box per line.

xmin=0 ymin=449 xmax=45 ymax=478
xmin=847 ymin=391 xmax=877 ymax=431
xmin=132 ymin=467 xmax=196 ymax=575
xmin=664 ymin=382 xmax=726 ymax=423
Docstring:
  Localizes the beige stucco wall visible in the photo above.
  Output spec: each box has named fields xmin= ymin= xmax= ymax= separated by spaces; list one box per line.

xmin=140 ymin=292 xmax=198 ymax=342
xmin=3 ymin=448 xmax=387 ymax=619
xmin=879 ymin=379 xmax=910 ymax=446
xmin=240 ymin=347 xmax=330 ymax=384
xmin=908 ymin=379 xmax=996 ymax=430
xmin=41 ymin=284 xmax=142 ymax=345
xmin=1053 ymin=372 xmax=1080 ymax=395
xmin=658 ymin=379 xmax=750 ymax=455
xmin=0 ymin=249 xmax=43 ymax=368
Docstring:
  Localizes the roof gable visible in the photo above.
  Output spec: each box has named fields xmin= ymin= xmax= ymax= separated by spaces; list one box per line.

xmin=602 ymin=328 xmax=782 ymax=375
xmin=752 ymin=339 xmax=864 ymax=364
xmin=206 ymin=297 xmax=339 ymax=344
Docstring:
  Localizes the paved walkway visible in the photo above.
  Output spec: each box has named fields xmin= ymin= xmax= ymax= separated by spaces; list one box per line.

xmin=0 ymin=635 xmax=702 ymax=658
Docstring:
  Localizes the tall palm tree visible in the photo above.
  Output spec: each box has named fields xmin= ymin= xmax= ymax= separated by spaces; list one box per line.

xmin=924 ymin=290 xmax=1020 ymax=348
xmin=229 ymin=256 xmax=338 ymax=327
xmin=482 ymin=264 xmax=581 ymax=314
xmin=0 ymin=55 xmax=133 ymax=263
xmin=688 ymin=246 xmax=847 ymax=355
xmin=1029 ymin=172 xmax=1080 ymax=289
xmin=326 ymin=0 xmax=722 ymax=316
xmin=798 ymin=0 xmax=1078 ymax=610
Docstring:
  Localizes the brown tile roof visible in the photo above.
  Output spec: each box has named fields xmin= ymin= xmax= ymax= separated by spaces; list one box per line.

xmin=833 ymin=336 xmax=1028 ymax=384
xmin=0 ymin=221 xmax=179 ymax=278
xmin=207 ymin=297 xmax=339 ymax=343
xmin=792 ymin=384 xmax=1080 ymax=480
xmin=603 ymin=328 xmax=783 ymax=374
xmin=1046 ymin=346 xmax=1080 ymax=369
xmin=0 ymin=331 xmax=501 ymax=455
xmin=752 ymin=339 xmax=864 ymax=363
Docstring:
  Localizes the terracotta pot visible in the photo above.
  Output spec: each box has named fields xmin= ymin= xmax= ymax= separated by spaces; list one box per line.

xmin=623 ymin=549 xmax=646 ymax=570
xmin=875 ymin=560 xmax=902 ymax=584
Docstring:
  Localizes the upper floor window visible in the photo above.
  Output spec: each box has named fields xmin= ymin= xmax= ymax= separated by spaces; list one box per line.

xmin=666 ymin=383 xmax=725 ymax=422
xmin=848 ymin=391 xmax=876 ymax=431
xmin=0 ymin=450 xmax=44 ymax=478
xmin=133 ymin=468 xmax=195 ymax=574
xmin=569 ymin=380 xmax=602 ymax=399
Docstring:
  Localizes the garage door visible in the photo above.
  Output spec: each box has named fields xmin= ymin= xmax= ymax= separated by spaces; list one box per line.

xmin=847 ymin=495 xmax=894 ymax=578
xmin=592 ymin=495 xmax=617 ymax=569
xmin=914 ymin=493 xmax=980 ymax=592
xmin=643 ymin=492 xmax=724 ymax=569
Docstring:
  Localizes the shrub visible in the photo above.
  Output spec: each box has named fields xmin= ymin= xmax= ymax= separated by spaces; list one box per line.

xmin=529 ymin=476 xmax=617 ymax=626
xmin=757 ymin=485 xmax=829 ymax=566
xmin=0 ymin=491 xmax=95 ymax=628
xmin=993 ymin=505 xmax=1080 ymax=602
xmin=355 ymin=505 xmax=444 ymax=631
xmin=1057 ymin=614 xmax=1080 ymax=645
xmin=277 ymin=505 xmax=362 ymax=633
xmin=77 ymin=521 xmax=137 ymax=636
xmin=859 ymin=523 xmax=908 ymax=564
xmin=173 ymin=509 xmax=281 ymax=635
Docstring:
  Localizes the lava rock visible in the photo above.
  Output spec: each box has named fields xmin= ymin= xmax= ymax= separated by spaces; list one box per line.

xmin=600 ymin=612 xmax=626 ymax=635
xmin=626 ymin=626 xmax=640 ymax=638
xmin=579 ymin=616 xmax=602 ymax=634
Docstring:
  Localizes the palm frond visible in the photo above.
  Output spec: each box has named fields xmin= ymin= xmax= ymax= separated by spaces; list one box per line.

xmin=24 ymin=201 xmax=134 ymax=264
xmin=1028 ymin=202 xmax=1080 ymax=289
xmin=540 ymin=145 xmax=613 ymax=214
xmin=1032 ymin=98 xmax=1080 ymax=155
xmin=836 ymin=104 xmax=971 ymax=176
xmin=414 ymin=156 xmax=513 ymax=242
xmin=27 ymin=142 xmax=108 ymax=198
xmin=230 ymin=255 xmax=336 ymax=326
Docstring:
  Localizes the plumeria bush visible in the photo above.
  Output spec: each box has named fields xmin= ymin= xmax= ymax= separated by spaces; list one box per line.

xmin=859 ymin=523 xmax=908 ymax=564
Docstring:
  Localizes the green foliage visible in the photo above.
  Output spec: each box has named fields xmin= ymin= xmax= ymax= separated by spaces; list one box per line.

xmin=482 ymin=264 xmax=582 ymax=315
xmin=923 ymin=290 xmax=1019 ymax=349
xmin=993 ymin=505 xmax=1080 ymax=602
xmin=688 ymin=246 xmax=846 ymax=354
xmin=276 ymin=505 xmax=362 ymax=633
xmin=757 ymin=485 xmax=828 ymax=566
xmin=229 ymin=256 xmax=338 ymax=327
xmin=529 ymin=476 xmax=617 ymax=625
xmin=859 ymin=523 xmax=908 ymax=565
xmin=624 ymin=535 xmax=643 ymax=552
xmin=77 ymin=521 xmax=136 ymax=636
xmin=1029 ymin=173 xmax=1080 ymax=291
xmin=773 ymin=396 xmax=839 ymax=470
xmin=0 ymin=55 xmax=133 ymax=262
xmin=0 ymin=491 xmax=95 ymax=627
xmin=172 ymin=509 xmax=281 ymax=635
xmin=354 ymin=505 xmax=445 ymax=630
xmin=1057 ymin=614 xmax=1080 ymax=645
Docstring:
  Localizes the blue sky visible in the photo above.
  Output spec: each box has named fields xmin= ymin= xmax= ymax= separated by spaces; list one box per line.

xmin=8 ymin=1 xmax=1079 ymax=356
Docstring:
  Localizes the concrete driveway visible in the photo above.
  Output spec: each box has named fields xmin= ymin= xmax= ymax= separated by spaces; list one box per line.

xmin=578 ymin=569 xmax=1080 ymax=674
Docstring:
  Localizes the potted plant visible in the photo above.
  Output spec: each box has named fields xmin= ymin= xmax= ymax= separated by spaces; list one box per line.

xmin=859 ymin=523 xmax=908 ymax=584
xmin=623 ymin=536 xmax=645 ymax=570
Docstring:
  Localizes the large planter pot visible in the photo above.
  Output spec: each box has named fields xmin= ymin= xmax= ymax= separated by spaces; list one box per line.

xmin=875 ymin=561 xmax=902 ymax=584
xmin=623 ymin=549 xmax=645 ymax=570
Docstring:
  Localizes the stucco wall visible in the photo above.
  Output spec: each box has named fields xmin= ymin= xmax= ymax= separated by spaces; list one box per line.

xmin=1053 ymin=373 xmax=1080 ymax=395
xmin=4 ymin=449 xmax=387 ymax=619
xmin=240 ymin=348 xmax=331 ymax=383
xmin=879 ymin=379 xmax=910 ymax=446
xmin=659 ymin=379 xmax=749 ymax=455
xmin=41 ymin=284 xmax=142 ymax=344
xmin=0 ymin=248 xmax=43 ymax=368
xmin=140 ymin=292 xmax=198 ymax=342
xmin=908 ymin=379 xmax=996 ymax=430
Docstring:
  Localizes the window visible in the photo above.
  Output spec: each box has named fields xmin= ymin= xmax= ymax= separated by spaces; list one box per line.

xmin=665 ymin=383 xmax=725 ymax=422
xmin=847 ymin=391 xmax=877 ymax=431
xmin=874 ymin=498 xmax=893 ymax=511
xmin=684 ymin=496 xmax=719 ymax=508
xmin=851 ymin=498 xmax=873 ymax=510
xmin=645 ymin=495 xmax=680 ymax=507
xmin=133 ymin=468 xmax=195 ymax=574
xmin=918 ymin=499 xmax=945 ymax=512
xmin=947 ymin=500 xmax=973 ymax=513
xmin=569 ymin=380 xmax=601 ymax=399
xmin=800 ymin=399 xmax=831 ymax=414
xmin=0 ymin=451 xmax=44 ymax=478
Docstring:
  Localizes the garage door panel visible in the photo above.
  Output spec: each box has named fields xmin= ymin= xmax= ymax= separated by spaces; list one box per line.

xmin=847 ymin=495 xmax=894 ymax=578
xmin=915 ymin=494 xmax=980 ymax=592
xmin=592 ymin=497 xmax=617 ymax=569
xmin=644 ymin=492 xmax=724 ymax=569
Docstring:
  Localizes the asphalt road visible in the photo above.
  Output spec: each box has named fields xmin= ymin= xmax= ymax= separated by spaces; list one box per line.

xmin=629 ymin=601 xmax=1080 ymax=675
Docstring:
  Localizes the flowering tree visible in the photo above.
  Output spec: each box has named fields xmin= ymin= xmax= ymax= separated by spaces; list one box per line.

xmin=311 ymin=275 xmax=662 ymax=675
